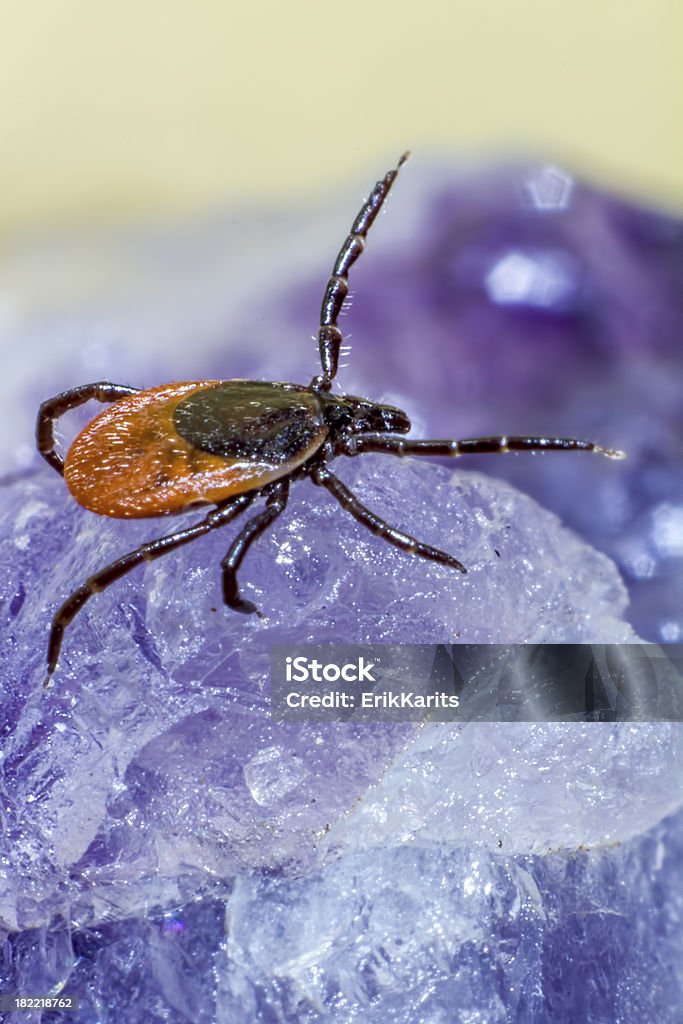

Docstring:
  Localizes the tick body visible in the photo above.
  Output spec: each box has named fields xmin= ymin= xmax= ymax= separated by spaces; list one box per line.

xmin=64 ymin=381 xmax=328 ymax=517
xmin=37 ymin=152 xmax=624 ymax=684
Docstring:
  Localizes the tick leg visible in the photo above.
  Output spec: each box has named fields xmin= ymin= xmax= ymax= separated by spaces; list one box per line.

xmin=340 ymin=435 xmax=626 ymax=460
xmin=43 ymin=494 xmax=255 ymax=687
xmin=311 ymin=152 xmax=409 ymax=392
xmin=37 ymin=382 xmax=140 ymax=475
xmin=221 ymin=479 xmax=290 ymax=615
xmin=311 ymin=464 xmax=466 ymax=572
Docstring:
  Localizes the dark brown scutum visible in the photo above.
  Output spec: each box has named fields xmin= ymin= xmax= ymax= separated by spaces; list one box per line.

xmin=173 ymin=382 xmax=325 ymax=463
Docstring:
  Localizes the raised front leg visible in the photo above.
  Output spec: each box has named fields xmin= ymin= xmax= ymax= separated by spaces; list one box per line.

xmin=221 ymin=479 xmax=290 ymax=615
xmin=339 ymin=434 xmax=626 ymax=460
xmin=36 ymin=382 xmax=140 ymax=475
xmin=311 ymin=464 xmax=466 ymax=572
xmin=43 ymin=493 xmax=256 ymax=686
xmin=311 ymin=152 xmax=409 ymax=392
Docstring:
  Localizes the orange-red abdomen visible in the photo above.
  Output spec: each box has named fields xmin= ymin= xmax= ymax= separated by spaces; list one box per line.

xmin=64 ymin=380 xmax=328 ymax=518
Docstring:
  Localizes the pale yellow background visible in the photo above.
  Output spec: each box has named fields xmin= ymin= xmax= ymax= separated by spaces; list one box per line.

xmin=1 ymin=0 xmax=681 ymax=237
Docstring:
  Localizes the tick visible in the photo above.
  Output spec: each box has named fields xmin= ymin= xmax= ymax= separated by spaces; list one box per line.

xmin=37 ymin=152 xmax=624 ymax=685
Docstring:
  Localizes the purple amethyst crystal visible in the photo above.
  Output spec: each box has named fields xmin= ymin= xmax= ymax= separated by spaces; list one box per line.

xmin=1 ymin=158 xmax=682 ymax=1021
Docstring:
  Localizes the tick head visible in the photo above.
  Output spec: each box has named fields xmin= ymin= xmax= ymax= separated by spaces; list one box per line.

xmin=324 ymin=394 xmax=411 ymax=435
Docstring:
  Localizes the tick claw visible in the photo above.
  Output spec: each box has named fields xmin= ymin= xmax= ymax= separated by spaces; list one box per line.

xmin=597 ymin=446 xmax=627 ymax=460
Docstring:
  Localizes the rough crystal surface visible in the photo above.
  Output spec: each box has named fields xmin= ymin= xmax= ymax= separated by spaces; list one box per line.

xmin=2 ymin=458 xmax=648 ymax=931
xmin=3 ymin=813 xmax=683 ymax=1022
